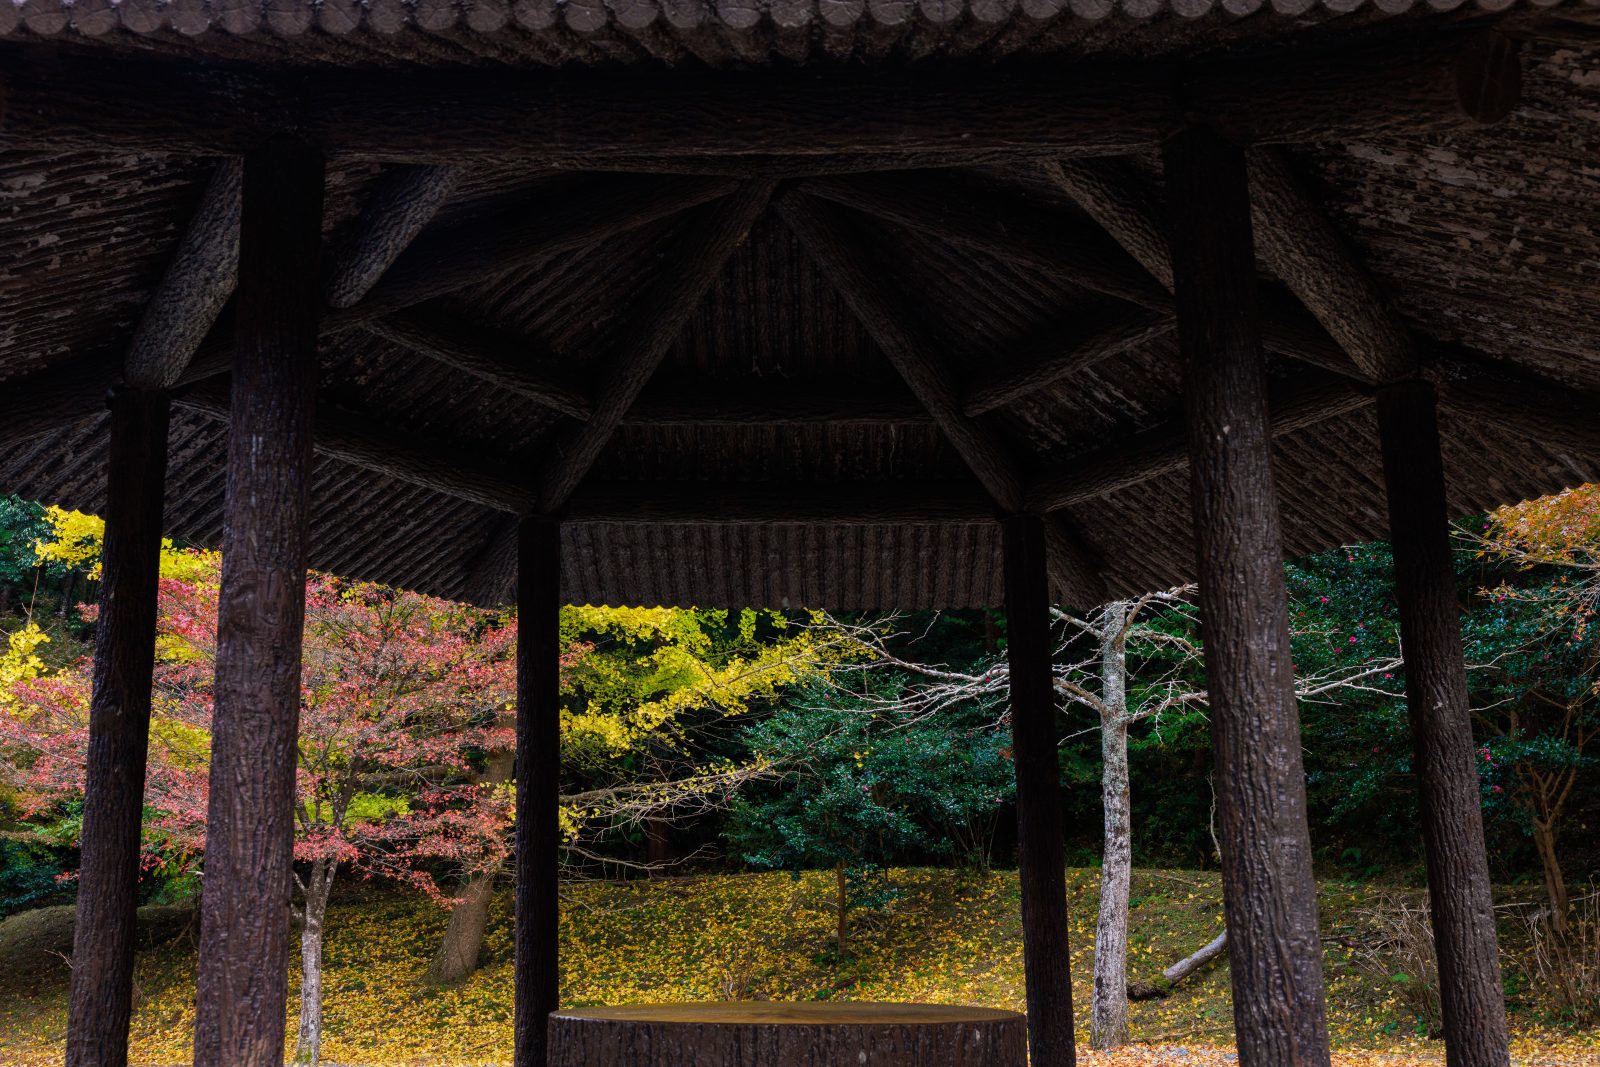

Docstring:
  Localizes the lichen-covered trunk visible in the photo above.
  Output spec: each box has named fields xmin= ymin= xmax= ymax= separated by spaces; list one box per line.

xmin=294 ymin=860 xmax=337 ymax=1067
xmin=1091 ymin=601 xmax=1131 ymax=1051
xmin=426 ymin=747 xmax=515 ymax=985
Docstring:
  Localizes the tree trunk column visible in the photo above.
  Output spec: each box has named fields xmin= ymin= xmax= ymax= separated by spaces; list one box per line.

xmin=1164 ymin=126 xmax=1331 ymax=1067
xmin=1376 ymin=380 xmax=1510 ymax=1067
xmin=191 ymin=136 xmax=323 ymax=1067
xmin=65 ymin=387 xmax=171 ymax=1067
xmin=1002 ymin=514 xmax=1076 ymax=1067
xmin=516 ymin=517 xmax=562 ymax=1067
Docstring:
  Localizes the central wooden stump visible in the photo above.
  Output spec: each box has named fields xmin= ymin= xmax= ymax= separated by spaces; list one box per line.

xmin=548 ymin=1002 xmax=1026 ymax=1067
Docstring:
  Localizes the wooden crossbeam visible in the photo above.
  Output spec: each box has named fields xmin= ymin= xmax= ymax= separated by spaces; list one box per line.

xmin=324 ymin=165 xmax=461 ymax=309
xmin=778 ymin=189 xmax=1107 ymax=607
xmin=163 ymin=176 xmax=734 ymax=398
xmin=364 ymin=310 xmax=592 ymax=420
xmin=352 ymin=174 xmax=737 ymax=319
xmin=802 ymin=172 xmax=1165 ymax=309
xmin=175 ymin=380 xmax=535 ymax=514
xmin=1 ymin=32 xmax=1519 ymax=161
xmin=124 ymin=159 xmax=243 ymax=390
xmin=963 ymin=306 xmax=1175 ymax=417
xmin=1027 ymin=371 xmax=1373 ymax=513
xmin=1246 ymin=147 xmax=1420 ymax=383
xmin=1041 ymin=159 xmax=1360 ymax=380
xmin=778 ymin=191 xmax=1026 ymax=512
xmin=537 ymin=181 xmax=778 ymax=514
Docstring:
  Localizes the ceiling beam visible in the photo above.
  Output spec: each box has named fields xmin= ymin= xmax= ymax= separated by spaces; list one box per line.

xmin=348 ymin=174 xmax=738 ymax=320
xmin=802 ymin=172 xmax=1165 ymax=310
xmin=963 ymin=305 xmax=1175 ymax=417
xmin=1246 ymin=147 xmax=1420 ymax=383
xmin=1026 ymin=371 xmax=1373 ymax=513
xmin=1043 ymin=158 xmax=1363 ymax=381
xmin=174 ymin=380 xmax=535 ymax=513
xmin=324 ymin=165 xmax=461 ymax=309
xmin=364 ymin=310 xmax=592 ymax=420
xmin=537 ymin=181 xmax=778 ymax=514
xmin=1 ymin=31 xmax=1519 ymax=161
xmin=778 ymin=189 xmax=1108 ymax=607
xmin=124 ymin=159 xmax=243 ymax=390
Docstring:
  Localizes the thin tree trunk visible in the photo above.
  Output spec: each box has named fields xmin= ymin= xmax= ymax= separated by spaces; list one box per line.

xmin=1532 ymin=822 xmax=1569 ymax=936
xmin=1091 ymin=601 xmax=1131 ymax=1051
xmin=295 ymin=859 xmax=337 ymax=1067
xmin=426 ymin=747 xmax=515 ymax=985
xmin=835 ymin=860 xmax=848 ymax=957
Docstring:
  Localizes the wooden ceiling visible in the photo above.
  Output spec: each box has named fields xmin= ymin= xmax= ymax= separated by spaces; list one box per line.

xmin=0 ymin=6 xmax=1598 ymax=608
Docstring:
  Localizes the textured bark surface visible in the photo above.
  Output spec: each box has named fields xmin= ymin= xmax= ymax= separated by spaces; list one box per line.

xmin=1002 ymin=515 xmax=1076 ymax=1067
xmin=1165 ymin=126 xmax=1331 ymax=1067
xmin=1377 ymin=380 xmax=1510 ymax=1067
xmin=516 ymin=517 xmax=562 ymax=1067
xmin=549 ymin=1003 xmax=1025 ymax=1067
xmin=294 ymin=859 xmax=338 ymax=1066
xmin=65 ymin=387 xmax=170 ymax=1067
xmin=192 ymin=137 xmax=323 ymax=1067
xmin=1090 ymin=600 xmax=1131 ymax=1051
xmin=323 ymin=164 xmax=459 ymax=308
xmin=123 ymin=159 xmax=242 ymax=391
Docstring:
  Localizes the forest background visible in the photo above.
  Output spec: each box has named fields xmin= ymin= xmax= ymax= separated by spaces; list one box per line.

xmin=0 ymin=483 xmax=1596 ymax=1062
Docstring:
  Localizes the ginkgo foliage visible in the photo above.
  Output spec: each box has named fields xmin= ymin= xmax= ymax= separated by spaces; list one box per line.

xmin=0 ymin=508 xmax=860 ymax=1063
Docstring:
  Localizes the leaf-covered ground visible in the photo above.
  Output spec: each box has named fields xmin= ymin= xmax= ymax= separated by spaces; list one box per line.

xmin=0 ymin=868 xmax=1594 ymax=1065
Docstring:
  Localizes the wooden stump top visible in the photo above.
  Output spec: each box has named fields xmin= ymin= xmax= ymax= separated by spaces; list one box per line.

xmin=548 ymin=1002 xmax=1027 ymax=1067
xmin=553 ymin=1002 xmax=1022 ymax=1025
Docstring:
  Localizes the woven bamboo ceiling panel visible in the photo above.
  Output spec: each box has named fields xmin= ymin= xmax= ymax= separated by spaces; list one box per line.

xmin=1 ymin=4 xmax=1598 ymax=608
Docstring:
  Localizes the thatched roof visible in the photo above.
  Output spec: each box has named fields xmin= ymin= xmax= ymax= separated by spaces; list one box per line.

xmin=0 ymin=3 xmax=1597 ymax=609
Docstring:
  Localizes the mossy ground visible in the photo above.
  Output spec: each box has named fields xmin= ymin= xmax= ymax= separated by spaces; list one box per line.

xmin=0 ymin=868 xmax=1593 ymax=1065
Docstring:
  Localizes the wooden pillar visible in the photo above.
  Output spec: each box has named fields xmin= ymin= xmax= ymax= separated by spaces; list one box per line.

xmin=516 ymin=517 xmax=562 ymax=1067
xmin=64 ymin=387 xmax=170 ymax=1067
xmin=1377 ymin=381 xmax=1510 ymax=1067
xmin=1164 ymin=126 xmax=1331 ymax=1067
xmin=1002 ymin=514 xmax=1075 ymax=1067
xmin=191 ymin=136 xmax=323 ymax=1067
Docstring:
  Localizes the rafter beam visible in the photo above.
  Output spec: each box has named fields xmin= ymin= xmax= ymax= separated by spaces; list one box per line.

xmin=1026 ymin=371 xmax=1372 ymax=513
xmin=1042 ymin=159 xmax=1361 ymax=380
xmin=174 ymin=380 xmax=535 ymax=514
xmin=350 ymin=174 xmax=738 ymax=320
xmin=537 ymin=181 xmax=777 ymax=514
xmin=2 ymin=32 xmax=1519 ymax=161
xmin=963 ymin=306 xmax=1175 ymax=417
xmin=124 ymin=159 xmax=243 ymax=390
xmin=1246 ymin=147 xmax=1420 ymax=383
xmin=364 ymin=310 xmax=592 ymax=420
xmin=778 ymin=189 xmax=1107 ymax=608
xmin=324 ymin=165 xmax=461 ymax=309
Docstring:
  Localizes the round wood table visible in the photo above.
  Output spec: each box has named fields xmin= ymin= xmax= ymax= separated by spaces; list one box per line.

xmin=548 ymin=1002 xmax=1027 ymax=1067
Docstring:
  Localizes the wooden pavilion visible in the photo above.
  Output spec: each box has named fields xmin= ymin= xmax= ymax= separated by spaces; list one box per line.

xmin=2 ymin=1 xmax=1596 ymax=1065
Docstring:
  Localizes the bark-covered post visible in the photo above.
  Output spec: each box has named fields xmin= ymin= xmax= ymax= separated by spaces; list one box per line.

xmin=1377 ymin=380 xmax=1510 ymax=1067
xmin=1164 ymin=125 xmax=1331 ymax=1067
xmin=516 ymin=517 xmax=562 ymax=1067
xmin=191 ymin=136 xmax=323 ymax=1067
xmin=1002 ymin=514 xmax=1076 ymax=1067
xmin=65 ymin=387 xmax=170 ymax=1067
